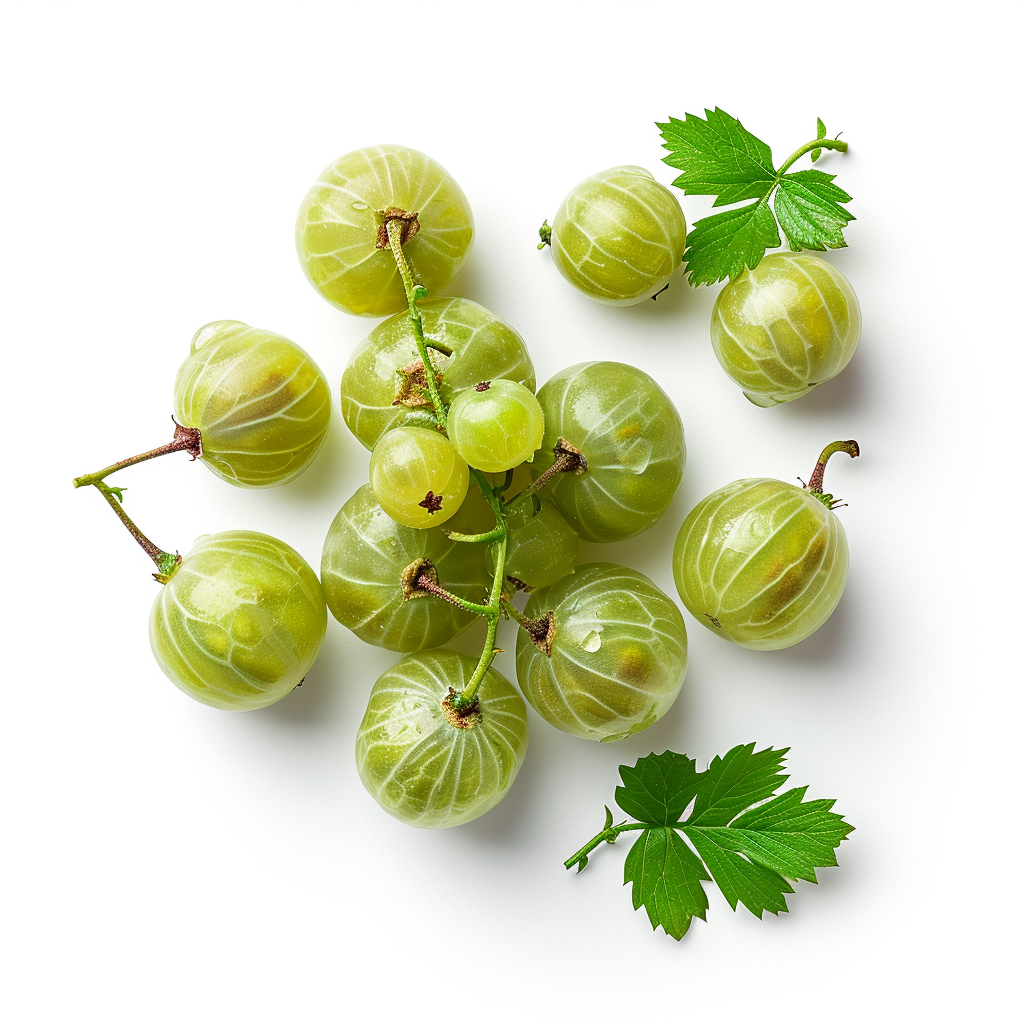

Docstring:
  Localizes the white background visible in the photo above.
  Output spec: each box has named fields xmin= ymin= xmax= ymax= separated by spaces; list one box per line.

xmin=1 ymin=2 xmax=1018 ymax=1020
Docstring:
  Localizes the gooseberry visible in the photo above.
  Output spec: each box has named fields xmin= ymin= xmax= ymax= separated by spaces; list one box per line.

xmin=447 ymin=379 xmax=545 ymax=473
xmin=530 ymin=361 xmax=685 ymax=542
xmin=356 ymin=650 xmax=529 ymax=828
xmin=295 ymin=145 xmax=474 ymax=317
xmin=149 ymin=531 xmax=328 ymax=710
xmin=173 ymin=320 xmax=332 ymax=487
xmin=672 ymin=441 xmax=860 ymax=649
xmin=542 ymin=166 xmax=687 ymax=304
xmin=369 ymin=426 xmax=469 ymax=529
xmin=320 ymin=484 xmax=491 ymax=652
xmin=515 ymin=563 xmax=687 ymax=742
xmin=710 ymin=252 xmax=861 ymax=406
xmin=341 ymin=296 xmax=535 ymax=450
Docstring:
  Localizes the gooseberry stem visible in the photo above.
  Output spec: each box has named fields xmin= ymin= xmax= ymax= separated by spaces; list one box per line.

xmin=386 ymin=217 xmax=447 ymax=430
xmin=777 ymin=136 xmax=849 ymax=177
xmin=805 ymin=439 xmax=860 ymax=510
xmin=72 ymin=420 xmax=203 ymax=489
xmin=91 ymin=481 xmax=181 ymax=583
xmin=411 ymin=574 xmax=492 ymax=617
xmin=564 ymin=821 xmax=647 ymax=872
xmin=385 ymin=227 xmax=510 ymax=714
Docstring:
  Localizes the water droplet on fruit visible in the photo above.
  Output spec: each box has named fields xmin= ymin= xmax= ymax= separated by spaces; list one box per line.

xmin=351 ymin=201 xmax=369 ymax=211
xmin=581 ymin=629 xmax=602 ymax=653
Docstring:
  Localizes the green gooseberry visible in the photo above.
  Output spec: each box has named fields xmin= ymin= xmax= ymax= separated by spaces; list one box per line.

xmin=356 ymin=650 xmax=529 ymax=828
xmin=543 ymin=166 xmax=687 ymax=304
xmin=341 ymin=296 xmax=535 ymax=451
xmin=295 ymin=145 xmax=474 ymax=317
xmin=530 ymin=361 xmax=685 ymax=542
xmin=173 ymin=320 xmax=332 ymax=488
xmin=150 ymin=531 xmax=328 ymax=710
xmin=320 ymin=484 xmax=491 ymax=652
xmin=515 ymin=562 xmax=687 ymax=742
xmin=711 ymin=252 xmax=862 ymax=406
xmin=672 ymin=441 xmax=860 ymax=650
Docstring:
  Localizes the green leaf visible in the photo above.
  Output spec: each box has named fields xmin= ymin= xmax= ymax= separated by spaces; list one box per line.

xmin=657 ymin=108 xmax=776 ymax=205
xmin=686 ymin=743 xmax=789 ymax=827
xmin=615 ymin=750 xmax=702 ymax=826
xmin=811 ymin=117 xmax=826 ymax=162
xmin=689 ymin=787 xmax=855 ymax=883
xmin=685 ymin=829 xmax=794 ymax=918
xmin=682 ymin=200 xmax=780 ymax=286
xmin=565 ymin=743 xmax=853 ymax=937
xmin=775 ymin=170 xmax=855 ymax=252
xmin=657 ymin=108 xmax=852 ymax=284
xmin=623 ymin=827 xmax=710 ymax=940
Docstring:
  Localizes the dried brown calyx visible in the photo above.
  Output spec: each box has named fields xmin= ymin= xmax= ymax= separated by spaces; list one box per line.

xmin=393 ymin=360 xmax=444 ymax=408
xmin=375 ymin=207 xmax=420 ymax=250
xmin=442 ymin=688 xmax=482 ymax=729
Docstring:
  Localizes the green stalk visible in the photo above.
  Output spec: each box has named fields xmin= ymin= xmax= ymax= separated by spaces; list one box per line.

xmin=90 ymin=482 xmax=181 ymax=583
xmin=777 ymin=136 xmax=848 ymax=177
xmin=564 ymin=821 xmax=647 ymax=872
xmin=384 ymin=216 xmax=510 ymax=713
xmin=386 ymin=218 xmax=447 ymax=431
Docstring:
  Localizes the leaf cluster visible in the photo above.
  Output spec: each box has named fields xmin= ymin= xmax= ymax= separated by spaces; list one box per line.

xmin=570 ymin=744 xmax=853 ymax=940
xmin=657 ymin=109 xmax=854 ymax=286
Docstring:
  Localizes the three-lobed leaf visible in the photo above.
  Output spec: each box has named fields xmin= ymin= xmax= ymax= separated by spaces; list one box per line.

xmin=570 ymin=744 xmax=853 ymax=941
xmin=658 ymin=108 xmax=853 ymax=285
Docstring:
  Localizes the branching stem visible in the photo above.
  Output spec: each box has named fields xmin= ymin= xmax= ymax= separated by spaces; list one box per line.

xmin=384 ymin=220 xmax=512 ymax=712
xmin=73 ymin=421 xmax=203 ymax=489
xmin=387 ymin=218 xmax=447 ymax=431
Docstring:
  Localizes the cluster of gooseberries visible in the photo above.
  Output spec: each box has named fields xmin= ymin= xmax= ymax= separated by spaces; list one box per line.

xmin=74 ymin=140 xmax=860 ymax=830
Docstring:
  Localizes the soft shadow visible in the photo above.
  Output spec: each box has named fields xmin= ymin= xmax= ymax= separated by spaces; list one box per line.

xmin=775 ymin=344 xmax=869 ymax=418
xmin=260 ymin=628 xmax=366 ymax=729
xmin=754 ymin=586 xmax=859 ymax=671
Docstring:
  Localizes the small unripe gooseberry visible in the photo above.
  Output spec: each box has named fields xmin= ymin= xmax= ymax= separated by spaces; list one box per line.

xmin=356 ymin=651 xmax=529 ymax=828
xmin=295 ymin=145 xmax=474 ymax=317
xmin=369 ymin=426 xmax=469 ymax=529
xmin=340 ymin=297 xmax=535 ymax=451
xmin=711 ymin=252 xmax=861 ymax=406
xmin=546 ymin=166 xmax=687 ymax=305
xmin=150 ymin=531 xmax=328 ymax=710
xmin=447 ymin=379 xmax=545 ymax=473
xmin=173 ymin=320 xmax=332 ymax=488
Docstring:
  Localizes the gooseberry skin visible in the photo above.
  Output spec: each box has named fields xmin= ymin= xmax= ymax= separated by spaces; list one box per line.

xmin=320 ymin=484 xmax=490 ymax=652
xmin=447 ymin=380 xmax=545 ymax=473
xmin=173 ymin=321 xmax=332 ymax=488
xmin=515 ymin=563 xmax=687 ymax=742
xmin=672 ymin=478 xmax=849 ymax=650
xmin=149 ymin=531 xmax=328 ymax=711
xmin=369 ymin=426 xmax=469 ymax=529
xmin=341 ymin=297 xmax=535 ymax=451
xmin=549 ymin=166 xmax=687 ymax=305
xmin=711 ymin=253 xmax=862 ymax=407
xmin=295 ymin=145 xmax=474 ymax=317
xmin=356 ymin=651 xmax=529 ymax=828
xmin=489 ymin=500 xmax=579 ymax=590
xmin=530 ymin=361 xmax=685 ymax=542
